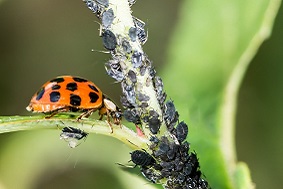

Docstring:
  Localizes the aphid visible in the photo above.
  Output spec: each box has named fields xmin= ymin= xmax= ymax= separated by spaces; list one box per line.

xmin=149 ymin=136 xmax=159 ymax=150
xmin=133 ymin=16 xmax=148 ymax=44
xmin=127 ymin=70 xmax=137 ymax=83
xmin=141 ymin=167 xmax=162 ymax=183
xmin=60 ymin=127 xmax=88 ymax=148
xmin=163 ymin=100 xmax=179 ymax=132
xmin=128 ymin=27 xmax=137 ymax=42
xmin=130 ymin=150 xmax=156 ymax=168
xmin=175 ymin=121 xmax=188 ymax=143
xmin=122 ymin=40 xmax=132 ymax=54
xmin=122 ymin=81 xmax=136 ymax=106
xmin=102 ymin=8 xmax=114 ymax=28
xmin=96 ymin=0 xmax=109 ymax=7
xmin=85 ymin=0 xmax=98 ymax=13
xmin=26 ymin=76 xmax=122 ymax=132
xmin=153 ymin=136 xmax=178 ymax=162
xmin=123 ymin=109 xmax=141 ymax=124
xmin=154 ymin=76 xmax=163 ymax=95
xmin=105 ymin=59 xmax=124 ymax=82
xmin=132 ymin=51 xmax=142 ymax=68
xmin=120 ymin=95 xmax=133 ymax=108
xmin=149 ymin=68 xmax=156 ymax=78
xmin=148 ymin=110 xmax=161 ymax=135
xmin=102 ymin=30 xmax=117 ymax=51
xmin=157 ymin=92 xmax=167 ymax=107
xmin=137 ymin=93 xmax=149 ymax=102
xmin=179 ymin=141 xmax=190 ymax=160
xmin=139 ymin=64 xmax=147 ymax=77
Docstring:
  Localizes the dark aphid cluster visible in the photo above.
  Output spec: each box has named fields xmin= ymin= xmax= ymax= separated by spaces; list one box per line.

xmin=145 ymin=136 xmax=209 ymax=189
xmin=82 ymin=0 xmax=209 ymax=187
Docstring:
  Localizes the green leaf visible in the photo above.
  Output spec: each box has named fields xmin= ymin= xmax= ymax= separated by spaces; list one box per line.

xmin=162 ymin=0 xmax=281 ymax=188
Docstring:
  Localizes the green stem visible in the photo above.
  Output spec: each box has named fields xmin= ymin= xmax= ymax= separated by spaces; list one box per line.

xmin=0 ymin=115 xmax=149 ymax=149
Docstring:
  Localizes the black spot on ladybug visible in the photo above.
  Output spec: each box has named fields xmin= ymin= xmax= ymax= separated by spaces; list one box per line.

xmin=73 ymin=77 xmax=87 ymax=82
xmin=50 ymin=91 xmax=61 ymax=102
xmin=36 ymin=88 xmax=45 ymax=101
xmin=88 ymin=84 xmax=99 ymax=92
xmin=89 ymin=92 xmax=99 ymax=103
xmin=66 ymin=82 xmax=78 ymax=92
xmin=51 ymin=84 xmax=61 ymax=90
xmin=50 ymin=77 xmax=64 ymax=83
xmin=70 ymin=94 xmax=81 ymax=106
xmin=131 ymin=150 xmax=156 ymax=167
xmin=102 ymin=30 xmax=117 ymax=51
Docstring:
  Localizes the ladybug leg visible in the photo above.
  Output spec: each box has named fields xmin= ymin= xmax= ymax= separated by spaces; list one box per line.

xmin=45 ymin=111 xmax=58 ymax=119
xmin=77 ymin=109 xmax=94 ymax=121
xmin=99 ymin=107 xmax=113 ymax=133
xmin=98 ymin=113 xmax=104 ymax=120
xmin=106 ymin=110 xmax=114 ymax=133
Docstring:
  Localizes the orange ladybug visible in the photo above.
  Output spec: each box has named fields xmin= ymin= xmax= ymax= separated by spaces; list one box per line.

xmin=26 ymin=76 xmax=122 ymax=132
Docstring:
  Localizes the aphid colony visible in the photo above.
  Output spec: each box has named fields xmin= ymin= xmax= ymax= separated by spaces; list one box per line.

xmin=80 ymin=1 xmax=208 ymax=187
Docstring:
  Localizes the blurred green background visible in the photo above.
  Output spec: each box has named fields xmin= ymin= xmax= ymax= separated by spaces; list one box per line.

xmin=0 ymin=0 xmax=282 ymax=189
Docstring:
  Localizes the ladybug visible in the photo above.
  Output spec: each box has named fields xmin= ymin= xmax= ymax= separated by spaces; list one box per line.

xmin=26 ymin=75 xmax=122 ymax=132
